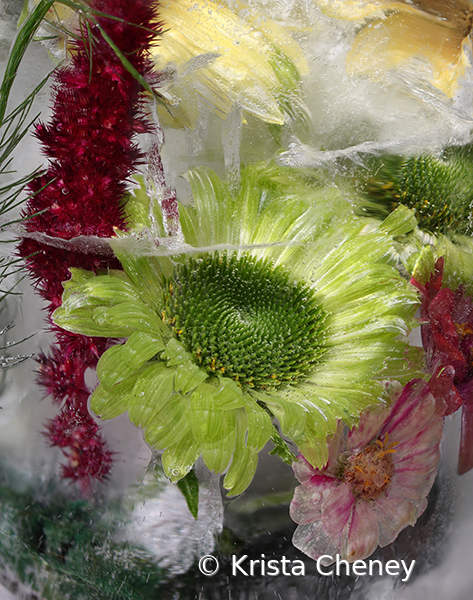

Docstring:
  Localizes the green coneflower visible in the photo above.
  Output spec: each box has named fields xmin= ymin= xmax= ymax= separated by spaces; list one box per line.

xmin=358 ymin=146 xmax=473 ymax=235
xmin=53 ymin=163 xmax=419 ymax=495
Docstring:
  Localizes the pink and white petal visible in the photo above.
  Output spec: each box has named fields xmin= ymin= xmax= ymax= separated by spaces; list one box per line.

xmin=292 ymin=520 xmax=343 ymax=561
xmin=394 ymin=440 xmax=441 ymax=472
xmin=292 ymin=455 xmax=318 ymax=484
xmin=341 ymin=501 xmax=379 ymax=562
xmin=321 ymin=481 xmax=355 ymax=536
xmin=382 ymin=381 xmax=436 ymax=443
xmin=389 ymin=468 xmax=437 ymax=503
xmin=290 ymin=473 xmax=340 ymax=524
xmin=373 ymin=494 xmax=418 ymax=546
xmin=347 ymin=401 xmax=393 ymax=453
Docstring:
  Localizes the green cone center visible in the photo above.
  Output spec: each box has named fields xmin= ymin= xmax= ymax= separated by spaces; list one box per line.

xmin=163 ymin=252 xmax=326 ymax=389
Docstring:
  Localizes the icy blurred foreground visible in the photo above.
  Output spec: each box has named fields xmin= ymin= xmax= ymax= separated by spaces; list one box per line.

xmin=1 ymin=0 xmax=473 ymax=599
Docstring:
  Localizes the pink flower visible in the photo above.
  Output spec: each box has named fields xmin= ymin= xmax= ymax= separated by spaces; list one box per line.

xmin=290 ymin=379 xmax=444 ymax=563
xmin=411 ymin=257 xmax=473 ymax=474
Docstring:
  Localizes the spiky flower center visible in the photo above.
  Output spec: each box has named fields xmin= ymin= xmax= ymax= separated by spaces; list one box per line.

xmin=163 ymin=252 xmax=326 ymax=389
xmin=364 ymin=151 xmax=473 ymax=234
xmin=343 ymin=434 xmax=398 ymax=500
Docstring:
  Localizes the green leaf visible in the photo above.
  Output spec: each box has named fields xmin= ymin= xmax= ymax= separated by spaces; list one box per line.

xmin=268 ymin=429 xmax=296 ymax=465
xmin=0 ymin=0 xmax=55 ymax=125
xmin=175 ymin=468 xmax=200 ymax=519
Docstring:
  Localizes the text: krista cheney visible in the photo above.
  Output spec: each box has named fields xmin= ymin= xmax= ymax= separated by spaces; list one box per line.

xmin=231 ymin=554 xmax=415 ymax=582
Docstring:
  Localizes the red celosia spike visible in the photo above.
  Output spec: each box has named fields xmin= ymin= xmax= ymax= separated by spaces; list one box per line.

xmin=18 ymin=0 xmax=161 ymax=487
xmin=37 ymin=349 xmax=88 ymax=404
xmin=459 ymin=406 xmax=473 ymax=475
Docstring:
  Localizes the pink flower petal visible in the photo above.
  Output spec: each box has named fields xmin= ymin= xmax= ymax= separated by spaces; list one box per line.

xmin=321 ymin=482 xmax=355 ymax=535
xmin=389 ymin=468 xmax=437 ymax=502
xmin=373 ymin=494 xmax=417 ymax=546
xmin=292 ymin=520 xmax=344 ymax=561
xmin=290 ymin=475 xmax=338 ymax=525
xmin=347 ymin=401 xmax=393 ymax=453
xmin=381 ymin=380 xmax=436 ymax=443
xmin=292 ymin=455 xmax=317 ymax=484
xmin=341 ymin=501 xmax=379 ymax=562
xmin=395 ymin=442 xmax=441 ymax=473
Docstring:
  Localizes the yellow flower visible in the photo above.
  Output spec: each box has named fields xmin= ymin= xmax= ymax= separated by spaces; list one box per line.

xmin=316 ymin=0 xmax=473 ymax=97
xmin=154 ymin=0 xmax=309 ymax=128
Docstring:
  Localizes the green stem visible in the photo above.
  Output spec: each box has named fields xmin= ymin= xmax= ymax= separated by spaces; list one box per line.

xmin=0 ymin=0 xmax=56 ymax=125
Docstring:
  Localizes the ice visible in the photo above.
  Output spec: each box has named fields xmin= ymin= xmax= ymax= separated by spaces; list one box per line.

xmin=222 ymin=104 xmax=242 ymax=189
xmin=2 ymin=1 xmax=473 ymax=598
xmin=120 ymin=469 xmax=223 ymax=576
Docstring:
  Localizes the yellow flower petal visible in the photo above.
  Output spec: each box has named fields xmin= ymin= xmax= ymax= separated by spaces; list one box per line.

xmin=154 ymin=0 xmax=309 ymax=127
xmin=346 ymin=10 xmax=472 ymax=96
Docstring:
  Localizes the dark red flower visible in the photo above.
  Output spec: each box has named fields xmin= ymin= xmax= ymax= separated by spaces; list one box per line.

xmin=18 ymin=0 xmax=161 ymax=487
xmin=412 ymin=257 xmax=473 ymax=474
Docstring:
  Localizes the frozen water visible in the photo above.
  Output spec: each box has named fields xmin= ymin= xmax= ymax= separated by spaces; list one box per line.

xmin=121 ymin=470 xmax=223 ymax=575
xmin=2 ymin=1 xmax=473 ymax=598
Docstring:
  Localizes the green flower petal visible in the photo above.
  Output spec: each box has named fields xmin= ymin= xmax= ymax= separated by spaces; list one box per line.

xmin=223 ymin=413 xmax=259 ymax=495
xmin=162 ymin=431 xmax=200 ymax=483
xmin=257 ymin=392 xmax=307 ymax=438
xmin=211 ymin=378 xmax=246 ymax=410
xmin=223 ymin=446 xmax=259 ymax=496
xmin=190 ymin=383 xmax=225 ymax=443
xmin=201 ymin=411 xmax=237 ymax=473
xmin=144 ymin=392 xmax=191 ymax=449
xmin=92 ymin=302 xmax=164 ymax=336
xmin=127 ymin=363 xmax=175 ymax=428
xmin=97 ymin=331 xmax=165 ymax=388
xmin=242 ymin=398 xmax=273 ymax=451
xmin=90 ymin=370 xmax=144 ymax=420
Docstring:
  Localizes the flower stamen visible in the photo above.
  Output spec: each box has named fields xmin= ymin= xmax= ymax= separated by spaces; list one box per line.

xmin=343 ymin=435 xmax=397 ymax=500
